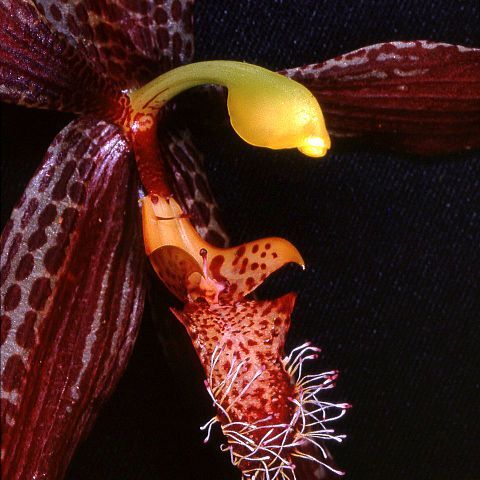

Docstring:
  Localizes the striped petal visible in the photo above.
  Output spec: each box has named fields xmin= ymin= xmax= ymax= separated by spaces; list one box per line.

xmin=35 ymin=0 xmax=195 ymax=88
xmin=0 ymin=0 xmax=117 ymax=113
xmin=0 ymin=117 xmax=146 ymax=480
xmin=283 ymin=41 xmax=480 ymax=155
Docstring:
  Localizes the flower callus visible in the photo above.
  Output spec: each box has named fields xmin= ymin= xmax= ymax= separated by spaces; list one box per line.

xmin=143 ymin=194 xmax=348 ymax=478
xmin=142 ymin=195 xmax=305 ymax=303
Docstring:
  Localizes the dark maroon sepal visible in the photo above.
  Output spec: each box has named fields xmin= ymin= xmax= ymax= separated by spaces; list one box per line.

xmin=157 ymin=119 xmax=229 ymax=247
xmin=0 ymin=0 xmax=117 ymax=114
xmin=1 ymin=117 xmax=146 ymax=480
xmin=283 ymin=41 xmax=480 ymax=155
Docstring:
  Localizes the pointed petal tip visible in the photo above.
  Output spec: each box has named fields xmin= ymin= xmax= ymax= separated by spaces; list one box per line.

xmin=142 ymin=195 xmax=305 ymax=302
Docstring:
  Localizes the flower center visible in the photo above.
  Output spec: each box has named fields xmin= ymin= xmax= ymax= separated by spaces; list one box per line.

xmin=127 ymin=61 xmax=330 ymax=194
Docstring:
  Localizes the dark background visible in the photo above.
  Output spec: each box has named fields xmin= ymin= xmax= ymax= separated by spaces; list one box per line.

xmin=1 ymin=1 xmax=479 ymax=479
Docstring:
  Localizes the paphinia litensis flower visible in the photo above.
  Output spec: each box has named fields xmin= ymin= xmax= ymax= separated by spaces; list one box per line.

xmin=1 ymin=1 xmax=479 ymax=479
xmin=133 ymin=61 xmax=345 ymax=477
xmin=142 ymin=194 xmax=349 ymax=477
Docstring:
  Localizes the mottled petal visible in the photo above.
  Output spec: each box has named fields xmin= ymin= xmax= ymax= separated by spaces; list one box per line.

xmin=283 ymin=41 xmax=480 ymax=154
xmin=35 ymin=0 xmax=195 ymax=88
xmin=158 ymin=123 xmax=229 ymax=247
xmin=173 ymin=295 xmax=347 ymax=478
xmin=172 ymin=294 xmax=296 ymax=426
xmin=0 ymin=117 xmax=146 ymax=479
xmin=0 ymin=0 xmax=118 ymax=113
xmin=142 ymin=196 xmax=304 ymax=303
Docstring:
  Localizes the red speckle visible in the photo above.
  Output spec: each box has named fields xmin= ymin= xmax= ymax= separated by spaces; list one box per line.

xmin=66 ymin=13 xmax=81 ymax=36
xmin=52 ymin=161 xmax=76 ymax=201
xmin=6 ymin=234 xmax=22 ymax=265
xmin=1 ymin=315 xmax=11 ymax=346
xmin=171 ymin=0 xmax=182 ymax=21
xmin=50 ymin=4 xmax=62 ymax=21
xmin=16 ymin=311 xmax=37 ymax=349
xmin=27 ymin=229 xmax=47 ymax=251
xmin=0 ymin=219 xmax=13 ymax=253
xmin=210 ymin=255 xmax=228 ymax=282
xmin=2 ymin=355 xmax=26 ymax=392
xmin=75 ymin=3 xmax=88 ymax=22
xmin=154 ymin=7 xmax=168 ymax=24
xmin=60 ymin=207 xmax=79 ymax=232
xmin=21 ymin=198 xmax=39 ymax=228
xmin=157 ymin=27 xmax=169 ymax=48
xmin=69 ymin=181 xmax=86 ymax=204
xmin=265 ymin=243 xmax=271 ymax=250
xmin=38 ymin=203 xmax=57 ymax=228
xmin=262 ymin=304 xmax=273 ymax=316
xmin=251 ymin=262 xmax=259 ymax=271
xmin=172 ymin=32 xmax=183 ymax=57
xmin=235 ymin=245 xmax=246 ymax=257
xmin=238 ymin=341 xmax=249 ymax=354
xmin=0 ymin=266 xmax=9 ymax=289
xmin=4 ymin=284 xmax=21 ymax=311
xmin=29 ymin=277 xmax=52 ymax=311
xmin=252 ymin=244 xmax=259 ymax=254
xmin=44 ymin=245 xmax=66 ymax=275
xmin=239 ymin=257 xmax=249 ymax=275
xmin=15 ymin=253 xmax=34 ymax=281
xmin=38 ymin=166 xmax=55 ymax=192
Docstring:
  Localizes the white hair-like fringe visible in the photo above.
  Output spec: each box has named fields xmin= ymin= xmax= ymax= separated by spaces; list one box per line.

xmin=200 ymin=342 xmax=349 ymax=480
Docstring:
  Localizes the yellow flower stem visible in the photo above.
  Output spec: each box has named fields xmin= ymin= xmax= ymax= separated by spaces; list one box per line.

xmin=130 ymin=60 xmax=238 ymax=112
xmin=128 ymin=61 xmax=330 ymax=195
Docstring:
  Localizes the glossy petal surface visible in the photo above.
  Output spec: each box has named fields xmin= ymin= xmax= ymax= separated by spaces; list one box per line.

xmin=284 ymin=41 xmax=480 ymax=154
xmin=142 ymin=196 xmax=304 ymax=303
xmin=0 ymin=117 xmax=146 ymax=480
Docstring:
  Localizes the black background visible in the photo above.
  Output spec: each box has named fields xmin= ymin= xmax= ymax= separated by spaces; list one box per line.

xmin=1 ymin=1 xmax=479 ymax=479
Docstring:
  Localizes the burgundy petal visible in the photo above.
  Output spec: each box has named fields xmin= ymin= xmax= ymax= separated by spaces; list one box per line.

xmin=158 ymin=122 xmax=229 ymax=247
xmin=0 ymin=0 xmax=118 ymax=114
xmin=0 ymin=117 xmax=146 ymax=480
xmin=35 ymin=0 xmax=195 ymax=88
xmin=283 ymin=41 xmax=480 ymax=155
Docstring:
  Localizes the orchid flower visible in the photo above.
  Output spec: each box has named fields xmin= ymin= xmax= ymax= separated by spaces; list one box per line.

xmin=1 ymin=1 xmax=479 ymax=480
